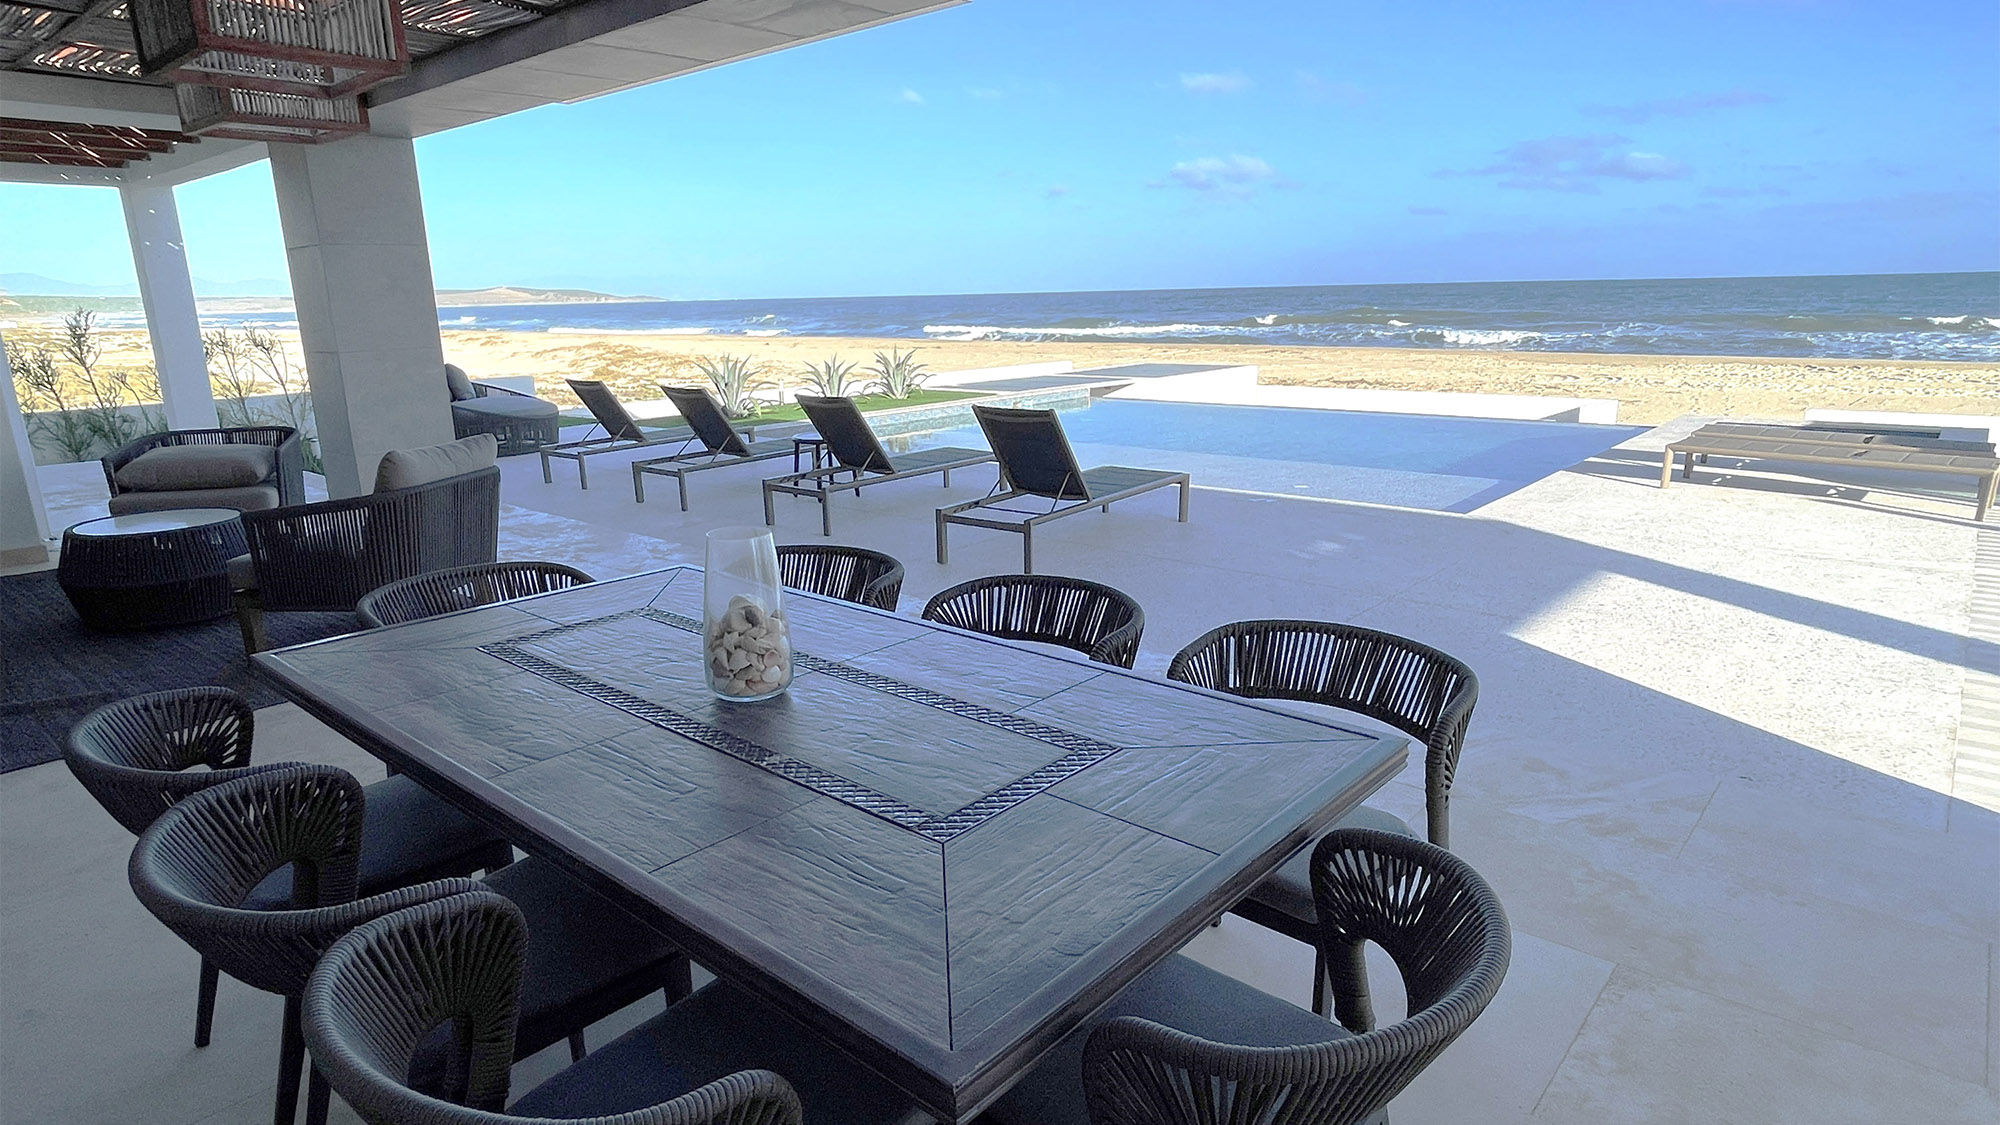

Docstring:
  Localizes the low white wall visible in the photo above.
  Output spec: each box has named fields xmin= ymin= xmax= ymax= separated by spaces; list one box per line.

xmin=925 ymin=361 xmax=1076 ymax=387
xmin=1107 ymin=370 xmax=1621 ymax=424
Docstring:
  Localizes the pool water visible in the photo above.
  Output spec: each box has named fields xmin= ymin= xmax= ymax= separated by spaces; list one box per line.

xmin=910 ymin=398 xmax=1645 ymax=513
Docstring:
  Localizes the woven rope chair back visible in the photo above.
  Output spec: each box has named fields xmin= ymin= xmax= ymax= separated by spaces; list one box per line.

xmin=774 ymin=545 xmax=904 ymax=611
xmin=128 ymin=765 xmax=378 ymax=995
xmin=1167 ymin=621 xmax=1477 ymax=846
xmin=64 ymin=687 xmax=264 ymax=836
xmin=359 ymin=561 xmax=596 ymax=629
xmin=1081 ymin=829 xmax=1510 ymax=1125
xmin=566 ymin=379 xmax=647 ymax=442
xmin=304 ymin=891 xmax=808 ymax=1125
xmin=660 ymin=386 xmax=752 ymax=455
xmin=922 ymin=574 xmax=1144 ymax=668
xmin=242 ymin=466 xmax=501 ymax=613
xmin=796 ymin=396 xmax=895 ymax=473
xmin=971 ymin=405 xmax=1090 ymax=500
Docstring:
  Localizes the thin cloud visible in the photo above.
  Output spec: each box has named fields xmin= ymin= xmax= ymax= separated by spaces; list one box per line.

xmin=898 ymin=88 xmax=925 ymax=105
xmin=966 ymin=87 xmax=1004 ymax=100
xmin=1169 ymin=154 xmax=1276 ymax=194
xmin=1295 ymin=71 xmax=1366 ymax=105
xmin=1179 ymin=72 xmax=1250 ymax=94
xmin=1408 ymin=205 xmax=1448 ymax=215
xmin=1454 ymin=134 xmax=1689 ymax=192
xmin=1045 ymin=184 xmax=1071 ymax=198
xmin=1584 ymin=89 xmax=1773 ymax=124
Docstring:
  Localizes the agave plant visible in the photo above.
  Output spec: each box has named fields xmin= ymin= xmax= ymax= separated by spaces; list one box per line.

xmin=866 ymin=348 xmax=929 ymax=399
xmin=693 ymin=354 xmax=767 ymax=418
xmin=802 ymin=355 xmax=859 ymax=398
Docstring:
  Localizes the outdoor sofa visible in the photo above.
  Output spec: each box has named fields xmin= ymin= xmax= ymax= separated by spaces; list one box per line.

xmin=101 ymin=425 xmax=304 ymax=515
xmin=446 ymin=363 xmax=560 ymax=457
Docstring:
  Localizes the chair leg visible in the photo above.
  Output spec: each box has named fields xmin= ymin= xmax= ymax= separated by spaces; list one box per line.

xmin=763 ymin=485 xmax=777 ymax=526
xmin=541 ymin=450 xmax=553 ymax=484
xmin=1178 ymin=479 xmax=1190 ymax=521
xmin=195 ymin=958 xmax=218 ymax=1048
xmin=305 ymin=1067 xmax=331 ymax=1125
xmin=935 ymin=511 xmax=949 ymax=564
xmin=568 ymin=1031 xmax=586 ymax=1062
xmin=633 ymin=466 xmax=647 ymax=504
xmin=578 ymin=455 xmax=590 ymax=490
xmin=1310 ymin=947 xmax=1329 ymax=1017
xmin=234 ymin=594 xmax=269 ymax=656
xmin=276 ymin=995 xmax=305 ymax=1125
xmin=678 ymin=474 xmax=690 ymax=512
xmin=1021 ymin=525 xmax=1034 ymax=575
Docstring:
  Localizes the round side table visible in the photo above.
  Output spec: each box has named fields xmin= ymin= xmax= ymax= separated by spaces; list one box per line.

xmin=57 ymin=508 xmax=247 ymax=631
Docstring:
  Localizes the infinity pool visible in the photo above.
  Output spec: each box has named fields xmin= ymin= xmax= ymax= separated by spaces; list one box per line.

xmin=910 ymin=398 xmax=1644 ymax=513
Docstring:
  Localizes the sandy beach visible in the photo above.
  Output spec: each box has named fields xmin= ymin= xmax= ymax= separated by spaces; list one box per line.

xmin=433 ymin=329 xmax=1998 ymax=424
xmin=11 ymin=325 xmax=1995 ymax=425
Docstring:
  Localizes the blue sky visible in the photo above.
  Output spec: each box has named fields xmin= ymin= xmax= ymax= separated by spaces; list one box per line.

xmin=5 ymin=0 xmax=1996 ymax=298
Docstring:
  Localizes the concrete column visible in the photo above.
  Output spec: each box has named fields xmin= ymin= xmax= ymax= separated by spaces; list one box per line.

xmin=268 ymin=135 xmax=451 ymax=498
xmin=119 ymin=182 xmax=219 ymax=431
xmin=0 ymin=332 xmax=53 ymax=567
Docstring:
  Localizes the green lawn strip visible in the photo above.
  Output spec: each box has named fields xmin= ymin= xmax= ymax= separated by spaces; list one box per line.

xmin=557 ymin=389 xmax=982 ymax=428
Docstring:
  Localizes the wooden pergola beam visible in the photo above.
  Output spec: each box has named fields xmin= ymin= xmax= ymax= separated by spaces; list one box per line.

xmin=0 ymin=126 xmax=175 ymax=152
xmin=0 ymin=148 xmax=123 ymax=165
xmin=0 ymin=114 xmax=188 ymax=142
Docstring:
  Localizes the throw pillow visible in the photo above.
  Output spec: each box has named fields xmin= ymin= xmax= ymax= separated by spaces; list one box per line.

xmin=444 ymin=363 xmax=477 ymax=402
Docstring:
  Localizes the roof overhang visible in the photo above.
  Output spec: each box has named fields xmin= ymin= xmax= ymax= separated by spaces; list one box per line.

xmin=0 ymin=0 xmax=963 ymax=186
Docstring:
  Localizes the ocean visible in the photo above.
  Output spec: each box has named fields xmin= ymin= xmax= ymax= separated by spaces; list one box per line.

xmin=218 ymin=272 xmax=1998 ymax=362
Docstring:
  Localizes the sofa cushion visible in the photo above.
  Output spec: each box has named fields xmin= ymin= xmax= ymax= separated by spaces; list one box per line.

xmin=444 ymin=363 xmax=477 ymax=402
xmin=108 ymin=485 xmax=281 ymax=516
xmin=372 ymin=434 xmax=497 ymax=494
xmin=116 ymin=444 xmax=275 ymax=492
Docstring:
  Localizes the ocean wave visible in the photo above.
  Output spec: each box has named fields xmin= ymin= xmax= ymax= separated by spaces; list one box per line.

xmin=923 ymin=322 xmax=1237 ymax=341
xmin=1416 ymin=328 xmax=1546 ymax=346
xmin=545 ymin=326 xmax=713 ymax=336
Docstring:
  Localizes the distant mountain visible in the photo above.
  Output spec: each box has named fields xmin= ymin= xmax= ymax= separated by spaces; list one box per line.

xmin=435 ymin=286 xmax=655 ymax=306
xmin=0 ymin=272 xmax=290 ymax=298
xmin=1 ymin=275 xmax=648 ymax=306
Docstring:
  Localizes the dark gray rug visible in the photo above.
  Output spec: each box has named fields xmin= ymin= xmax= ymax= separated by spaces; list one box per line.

xmin=0 ymin=569 xmax=356 ymax=773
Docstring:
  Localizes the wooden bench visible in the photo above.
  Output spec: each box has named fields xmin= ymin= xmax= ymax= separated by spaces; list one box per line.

xmin=1661 ymin=423 xmax=1998 ymax=521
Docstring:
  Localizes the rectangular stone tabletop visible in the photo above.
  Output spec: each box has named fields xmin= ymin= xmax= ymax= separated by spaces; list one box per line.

xmin=255 ymin=568 xmax=1405 ymax=1122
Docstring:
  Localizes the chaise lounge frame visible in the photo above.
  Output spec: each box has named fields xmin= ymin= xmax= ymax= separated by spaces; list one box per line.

xmin=630 ymin=386 xmax=797 ymax=510
xmin=935 ymin=404 xmax=1190 ymax=573
xmin=761 ymin=395 xmax=994 ymax=536
xmin=538 ymin=378 xmax=693 ymax=489
xmin=1661 ymin=422 xmax=1997 ymax=521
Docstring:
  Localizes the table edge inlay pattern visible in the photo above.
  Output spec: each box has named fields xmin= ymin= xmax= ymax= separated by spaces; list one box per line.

xmin=477 ymin=607 xmax=1128 ymax=842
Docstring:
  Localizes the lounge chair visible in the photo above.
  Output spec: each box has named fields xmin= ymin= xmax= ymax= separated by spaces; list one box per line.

xmin=1662 ymin=422 xmax=1998 ymax=520
xmin=935 ymin=405 xmax=1190 ymax=572
xmin=630 ymin=386 xmax=796 ymax=509
xmin=761 ymin=395 xmax=994 ymax=535
xmin=538 ymin=378 xmax=694 ymax=489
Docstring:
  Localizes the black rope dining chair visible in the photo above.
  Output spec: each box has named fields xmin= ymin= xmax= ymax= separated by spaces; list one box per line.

xmin=1167 ymin=620 xmax=1478 ymax=1013
xmin=984 ymin=829 xmax=1510 ymax=1125
xmin=774 ymin=545 xmax=904 ymax=611
xmin=63 ymin=687 xmax=510 ymax=1051
xmin=921 ymin=574 xmax=1144 ymax=668
xmin=130 ymin=766 xmax=692 ymax=1125
xmin=305 ymin=889 xmax=927 ymax=1124
xmin=357 ymin=561 xmax=596 ymax=629
xmin=304 ymin=891 xmax=804 ymax=1125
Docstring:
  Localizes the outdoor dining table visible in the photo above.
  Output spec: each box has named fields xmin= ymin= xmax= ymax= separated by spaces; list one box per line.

xmin=253 ymin=567 xmax=1407 ymax=1124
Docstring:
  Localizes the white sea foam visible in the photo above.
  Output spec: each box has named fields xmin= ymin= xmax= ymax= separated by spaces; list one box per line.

xmin=1387 ymin=319 xmax=1410 ymax=327
xmin=741 ymin=329 xmax=787 ymax=337
xmin=923 ymin=322 xmax=1234 ymax=340
xmin=1429 ymin=328 xmax=1544 ymax=346
xmin=545 ymin=326 xmax=712 ymax=336
xmin=1254 ymin=314 xmax=1279 ymax=325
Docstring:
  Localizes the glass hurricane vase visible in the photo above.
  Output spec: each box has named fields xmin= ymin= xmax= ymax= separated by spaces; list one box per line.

xmin=703 ymin=527 xmax=793 ymax=702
